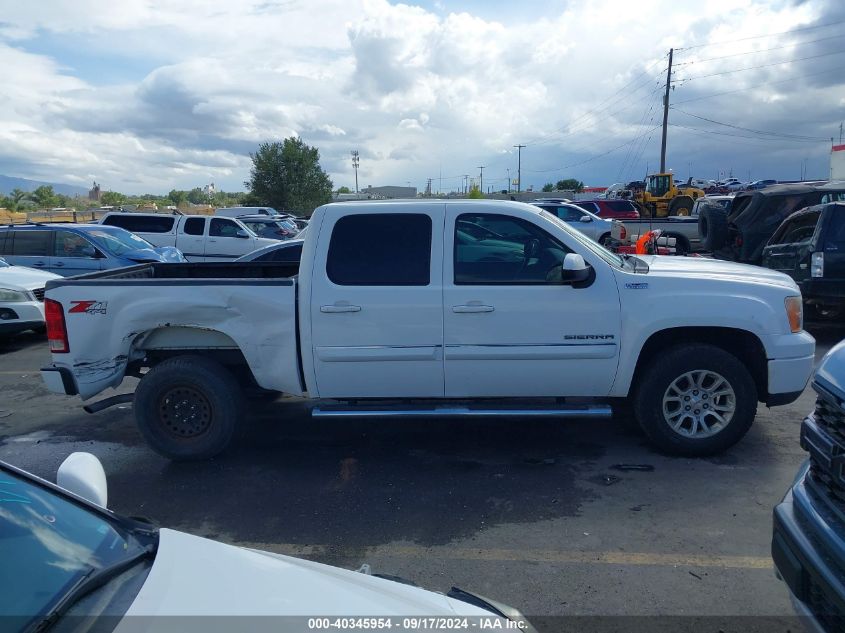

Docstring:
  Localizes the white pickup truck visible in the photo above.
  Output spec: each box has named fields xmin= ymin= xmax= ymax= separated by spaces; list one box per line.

xmin=41 ymin=200 xmax=815 ymax=460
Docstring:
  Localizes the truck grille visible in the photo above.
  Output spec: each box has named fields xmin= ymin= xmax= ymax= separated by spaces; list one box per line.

xmin=31 ymin=288 xmax=45 ymax=302
xmin=816 ymin=396 xmax=845 ymax=445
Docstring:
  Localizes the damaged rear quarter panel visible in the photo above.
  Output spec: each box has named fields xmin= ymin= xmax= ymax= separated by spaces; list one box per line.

xmin=48 ymin=280 xmax=299 ymax=400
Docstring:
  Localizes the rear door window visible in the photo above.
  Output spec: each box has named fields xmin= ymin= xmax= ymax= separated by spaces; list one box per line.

xmin=11 ymin=230 xmax=52 ymax=256
xmin=326 ymin=214 xmax=431 ymax=286
xmin=824 ymin=208 xmax=845 ymax=252
xmin=183 ymin=217 xmax=206 ymax=235
xmin=102 ymin=215 xmax=175 ymax=233
xmin=770 ymin=212 xmax=820 ymax=245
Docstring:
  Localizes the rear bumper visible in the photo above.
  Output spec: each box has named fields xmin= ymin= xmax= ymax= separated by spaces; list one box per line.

xmin=41 ymin=366 xmax=78 ymax=396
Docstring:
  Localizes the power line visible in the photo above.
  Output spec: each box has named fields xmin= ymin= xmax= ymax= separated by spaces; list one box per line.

xmin=677 ymin=18 xmax=845 ymax=52
xmin=675 ymin=48 xmax=845 ymax=83
xmin=670 ymin=108 xmax=829 ymax=141
xmin=673 ymin=33 xmax=842 ymax=67
xmin=669 ymin=122 xmax=822 ymax=143
xmin=672 ymin=65 xmax=844 ymax=105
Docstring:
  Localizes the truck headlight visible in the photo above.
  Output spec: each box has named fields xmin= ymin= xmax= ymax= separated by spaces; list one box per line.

xmin=811 ymin=252 xmax=824 ymax=278
xmin=0 ymin=288 xmax=31 ymax=302
xmin=785 ymin=296 xmax=803 ymax=333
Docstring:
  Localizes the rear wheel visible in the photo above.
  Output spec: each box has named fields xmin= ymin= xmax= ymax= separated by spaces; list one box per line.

xmin=633 ymin=344 xmax=757 ymax=456
xmin=806 ymin=303 xmax=843 ymax=321
xmin=134 ymin=355 xmax=243 ymax=460
xmin=698 ymin=207 xmax=729 ymax=251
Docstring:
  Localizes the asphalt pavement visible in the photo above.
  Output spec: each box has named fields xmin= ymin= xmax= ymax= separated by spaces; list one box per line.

xmin=1 ymin=321 xmax=843 ymax=629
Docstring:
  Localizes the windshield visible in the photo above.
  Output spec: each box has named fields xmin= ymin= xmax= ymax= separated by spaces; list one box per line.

xmin=84 ymin=227 xmax=156 ymax=257
xmin=0 ymin=467 xmax=147 ymax=628
xmin=539 ymin=210 xmax=624 ymax=267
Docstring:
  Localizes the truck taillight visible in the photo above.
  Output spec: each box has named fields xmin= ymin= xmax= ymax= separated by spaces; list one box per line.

xmin=811 ymin=252 xmax=824 ymax=278
xmin=45 ymin=299 xmax=69 ymax=353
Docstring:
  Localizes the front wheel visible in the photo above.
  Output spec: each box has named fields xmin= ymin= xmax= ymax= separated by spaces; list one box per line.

xmin=134 ymin=355 xmax=244 ymax=460
xmin=633 ymin=344 xmax=757 ymax=456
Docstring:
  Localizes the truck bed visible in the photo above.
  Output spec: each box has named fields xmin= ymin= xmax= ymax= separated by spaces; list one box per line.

xmin=44 ymin=261 xmax=300 ymax=287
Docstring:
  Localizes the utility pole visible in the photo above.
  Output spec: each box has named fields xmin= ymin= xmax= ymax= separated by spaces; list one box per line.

xmin=351 ymin=150 xmax=360 ymax=195
xmin=659 ymin=48 xmax=673 ymax=174
xmin=463 ymin=175 xmax=469 ymax=194
xmin=514 ymin=144 xmax=525 ymax=192
xmin=506 ymin=168 xmax=511 ymax=193
xmin=478 ymin=166 xmax=485 ymax=194
xmin=840 ymin=121 xmax=843 ymax=144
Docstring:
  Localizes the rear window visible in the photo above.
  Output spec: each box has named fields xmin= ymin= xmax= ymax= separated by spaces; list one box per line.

xmin=11 ymin=230 xmax=52 ymax=256
xmin=326 ymin=214 xmax=431 ymax=286
xmin=825 ymin=207 xmax=845 ymax=250
xmin=102 ymin=214 xmax=175 ymax=233
xmin=605 ymin=200 xmax=637 ymax=212
xmin=183 ymin=217 xmax=205 ymax=236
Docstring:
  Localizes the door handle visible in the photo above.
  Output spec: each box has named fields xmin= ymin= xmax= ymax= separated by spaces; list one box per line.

xmin=32 ymin=261 xmax=45 ymax=267
xmin=452 ymin=304 xmax=495 ymax=313
xmin=321 ymin=305 xmax=362 ymax=313
xmin=54 ymin=261 xmax=65 ymax=267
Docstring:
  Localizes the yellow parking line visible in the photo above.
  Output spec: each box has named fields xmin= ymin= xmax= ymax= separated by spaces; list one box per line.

xmin=236 ymin=542 xmax=773 ymax=570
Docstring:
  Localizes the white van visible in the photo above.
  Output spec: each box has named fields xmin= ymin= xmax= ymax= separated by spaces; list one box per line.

xmin=214 ymin=206 xmax=280 ymax=219
xmin=99 ymin=212 xmax=281 ymax=262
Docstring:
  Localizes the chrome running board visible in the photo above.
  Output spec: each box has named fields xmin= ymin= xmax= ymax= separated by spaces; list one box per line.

xmin=311 ymin=405 xmax=612 ymax=419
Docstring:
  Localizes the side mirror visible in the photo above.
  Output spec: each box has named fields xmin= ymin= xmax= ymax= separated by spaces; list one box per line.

xmin=81 ymin=245 xmax=98 ymax=258
xmin=559 ymin=253 xmax=592 ymax=285
xmin=57 ymin=452 xmax=108 ymax=507
xmin=579 ymin=215 xmax=593 ymax=223
xmin=235 ymin=229 xmax=250 ymax=239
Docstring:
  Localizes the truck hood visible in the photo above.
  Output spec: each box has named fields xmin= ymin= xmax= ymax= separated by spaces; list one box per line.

xmin=0 ymin=265 xmax=61 ymax=291
xmin=815 ymin=339 xmax=845 ymax=402
xmin=122 ymin=528 xmax=493 ymax=618
xmin=636 ymin=255 xmax=799 ymax=291
xmin=122 ymin=247 xmax=185 ymax=264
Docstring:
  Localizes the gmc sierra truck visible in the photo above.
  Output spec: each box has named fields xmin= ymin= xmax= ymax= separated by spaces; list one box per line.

xmin=40 ymin=200 xmax=815 ymax=460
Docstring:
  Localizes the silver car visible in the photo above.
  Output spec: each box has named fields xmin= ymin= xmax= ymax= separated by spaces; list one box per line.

xmin=531 ymin=201 xmax=616 ymax=244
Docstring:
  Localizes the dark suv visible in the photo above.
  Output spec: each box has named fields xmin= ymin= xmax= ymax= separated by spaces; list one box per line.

xmin=572 ymin=199 xmax=640 ymax=219
xmin=701 ymin=182 xmax=845 ymax=264
xmin=762 ymin=202 xmax=845 ymax=320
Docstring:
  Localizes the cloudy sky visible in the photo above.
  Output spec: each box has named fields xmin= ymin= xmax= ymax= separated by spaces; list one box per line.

xmin=0 ymin=0 xmax=843 ymax=194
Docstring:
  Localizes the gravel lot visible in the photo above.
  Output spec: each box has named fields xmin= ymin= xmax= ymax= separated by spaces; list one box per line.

xmin=1 ymin=321 xmax=843 ymax=629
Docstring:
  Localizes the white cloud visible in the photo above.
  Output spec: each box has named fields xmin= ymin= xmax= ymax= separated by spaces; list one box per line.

xmin=0 ymin=0 xmax=841 ymax=193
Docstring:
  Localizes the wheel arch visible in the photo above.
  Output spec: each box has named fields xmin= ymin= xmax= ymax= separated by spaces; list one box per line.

xmin=630 ymin=327 xmax=767 ymax=401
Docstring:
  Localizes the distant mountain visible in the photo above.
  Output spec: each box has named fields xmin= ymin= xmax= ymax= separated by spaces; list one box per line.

xmin=0 ymin=174 xmax=89 ymax=197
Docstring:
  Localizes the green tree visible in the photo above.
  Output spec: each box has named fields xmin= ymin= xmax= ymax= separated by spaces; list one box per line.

xmin=32 ymin=185 xmax=58 ymax=209
xmin=467 ymin=184 xmax=483 ymax=199
xmin=245 ymin=137 xmax=333 ymax=215
xmin=186 ymin=188 xmax=206 ymax=204
xmin=336 ymin=186 xmax=351 ymax=194
xmin=100 ymin=191 xmax=126 ymax=207
xmin=541 ymin=182 xmax=555 ymax=192
xmin=168 ymin=189 xmax=188 ymax=205
xmin=555 ymin=179 xmax=584 ymax=193
xmin=5 ymin=188 xmax=32 ymax=211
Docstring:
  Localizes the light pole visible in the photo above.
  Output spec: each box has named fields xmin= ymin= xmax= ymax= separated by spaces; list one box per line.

xmin=514 ymin=144 xmax=525 ymax=193
xmin=478 ymin=166 xmax=485 ymax=194
xmin=506 ymin=168 xmax=511 ymax=194
xmin=351 ymin=150 xmax=360 ymax=195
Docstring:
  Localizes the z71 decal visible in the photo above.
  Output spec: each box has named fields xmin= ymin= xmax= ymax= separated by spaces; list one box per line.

xmin=69 ymin=300 xmax=108 ymax=315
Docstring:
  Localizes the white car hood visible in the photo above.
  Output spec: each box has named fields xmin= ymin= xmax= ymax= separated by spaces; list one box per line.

xmin=120 ymin=529 xmax=492 ymax=620
xmin=637 ymin=255 xmax=799 ymax=291
xmin=0 ymin=265 xmax=61 ymax=291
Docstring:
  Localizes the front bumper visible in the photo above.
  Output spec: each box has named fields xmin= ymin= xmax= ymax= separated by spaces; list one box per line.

xmin=0 ymin=300 xmax=45 ymax=335
xmin=801 ymin=279 xmax=845 ymax=304
xmin=766 ymin=330 xmax=816 ymax=402
xmin=773 ymin=462 xmax=845 ymax=631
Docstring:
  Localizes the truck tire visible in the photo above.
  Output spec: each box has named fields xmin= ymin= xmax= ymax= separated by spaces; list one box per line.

xmin=668 ymin=196 xmax=694 ymax=216
xmin=699 ymin=207 xmax=729 ymax=251
xmin=633 ymin=344 xmax=757 ymax=456
xmin=134 ymin=355 xmax=243 ymax=460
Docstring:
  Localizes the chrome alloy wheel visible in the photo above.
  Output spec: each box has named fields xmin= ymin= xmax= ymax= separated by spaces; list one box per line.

xmin=661 ymin=370 xmax=736 ymax=438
